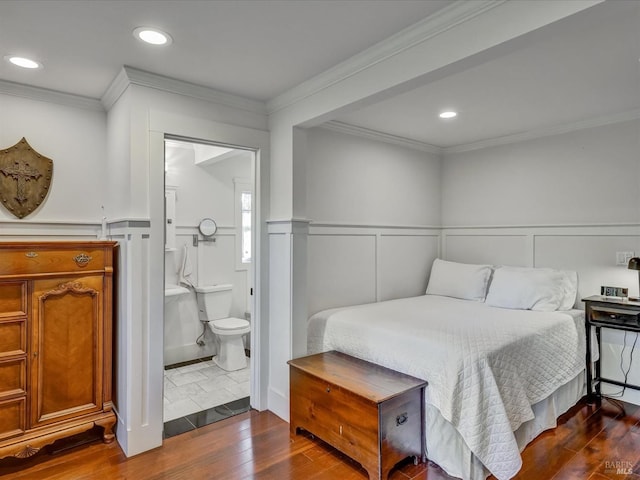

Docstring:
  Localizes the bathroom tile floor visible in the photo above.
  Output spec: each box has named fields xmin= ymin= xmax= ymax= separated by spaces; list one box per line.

xmin=163 ymin=355 xmax=250 ymax=437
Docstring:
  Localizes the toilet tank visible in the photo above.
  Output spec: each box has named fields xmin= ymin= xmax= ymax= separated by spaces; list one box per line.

xmin=194 ymin=284 xmax=233 ymax=321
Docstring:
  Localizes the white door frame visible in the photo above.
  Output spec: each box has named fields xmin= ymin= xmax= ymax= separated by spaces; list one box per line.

xmin=149 ymin=112 xmax=270 ymax=439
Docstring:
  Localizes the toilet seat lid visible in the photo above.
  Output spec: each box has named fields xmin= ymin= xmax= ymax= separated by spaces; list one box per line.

xmin=212 ymin=317 xmax=249 ymax=330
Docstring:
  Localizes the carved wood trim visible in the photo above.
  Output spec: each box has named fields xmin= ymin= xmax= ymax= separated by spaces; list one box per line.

xmin=39 ymin=281 xmax=99 ymax=300
xmin=14 ymin=444 xmax=39 ymax=458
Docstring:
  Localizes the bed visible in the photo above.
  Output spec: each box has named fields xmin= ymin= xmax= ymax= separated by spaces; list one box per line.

xmin=306 ymin=260 xmax=586 ymax=480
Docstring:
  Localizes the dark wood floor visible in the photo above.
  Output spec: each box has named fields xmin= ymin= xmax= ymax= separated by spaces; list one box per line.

xmin=1 ymin=396 xmax=639 ymax=479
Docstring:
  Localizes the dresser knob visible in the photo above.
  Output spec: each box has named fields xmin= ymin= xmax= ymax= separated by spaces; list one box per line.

xmin=326 ymin=386 xmax=331 ymax=393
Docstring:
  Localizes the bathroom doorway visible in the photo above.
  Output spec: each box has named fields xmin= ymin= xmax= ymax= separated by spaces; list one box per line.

xmin=162 ymin=136 xmax=256 ymax=437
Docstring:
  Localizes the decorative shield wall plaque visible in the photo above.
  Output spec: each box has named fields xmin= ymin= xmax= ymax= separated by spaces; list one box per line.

xmin=0 ymin=137 xmax=53 ymax=219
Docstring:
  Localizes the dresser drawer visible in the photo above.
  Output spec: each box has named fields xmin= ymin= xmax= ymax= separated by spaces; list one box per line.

xmin=0 ymin=281 xmax=27 ymax=318
xmin=0 ymin=319 xmax=26 ymax=358
xmin=0 ymin=359 xmax=26 ymax=398
xmin=0 ymin=397 xmax=26 ymax=441
xmin=591 ymin=306 xmax=640 ymax=328
xmin=0 ymin=247 xmax=106 ymax=276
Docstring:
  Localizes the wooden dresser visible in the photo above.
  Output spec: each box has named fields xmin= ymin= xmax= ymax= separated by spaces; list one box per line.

xmin=0 ymin=241 xmax=117 ymax=459
xmin=288 ymin=351 xmax=426 ymax=480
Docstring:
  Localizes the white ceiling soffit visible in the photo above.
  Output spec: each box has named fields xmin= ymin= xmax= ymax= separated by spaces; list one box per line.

xmin=332 ymin=0 xmax=640 ymax=149
xmin=165 ymin=139 xmax=250 ymax=166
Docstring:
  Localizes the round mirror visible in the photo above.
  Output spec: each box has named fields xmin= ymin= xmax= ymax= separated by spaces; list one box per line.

xmin=198 ymin=218 xmax=217 ymax=237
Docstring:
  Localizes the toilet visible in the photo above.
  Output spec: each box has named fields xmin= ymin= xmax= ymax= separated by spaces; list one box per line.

xmin=194 ymin=284 xmax=250 ymax=371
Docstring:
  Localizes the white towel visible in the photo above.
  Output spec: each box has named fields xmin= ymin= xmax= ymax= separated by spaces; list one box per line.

xmin=179 ymin=244 xmax=194 ymax=288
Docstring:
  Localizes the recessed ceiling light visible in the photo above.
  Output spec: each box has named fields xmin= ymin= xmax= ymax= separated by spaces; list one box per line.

xmin=439 ymin=111 xmax=457 ymax=119
xmin=4 ymin=55 xmax=42 ymax=69
xmin=133 ymin=27 xmax=172 ymax=46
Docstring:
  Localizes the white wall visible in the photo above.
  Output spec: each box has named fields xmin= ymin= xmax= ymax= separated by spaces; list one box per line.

xmin=305 ymin=127 xmax=441 ymax=315
xmin=105 ymin=70 xmax=270 ymax=457
xmin=442 ymin=120 xmax=640 ymax=226
xmin=105 ymin=89 xmax=132 ymax=221
xmin=0 ymin=93 xmax=107 ymax=223
xmin=306 ymin=127 xmax=441 ymax=226
xmin=164 ymin=146 xmax=251 ymax=366
xmin=441 ymin=119 xmax=640 ymax=404
xmin=266 ymin=2 xmax=598 ymax=421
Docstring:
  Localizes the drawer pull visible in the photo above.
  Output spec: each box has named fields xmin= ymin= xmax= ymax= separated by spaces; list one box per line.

xmin=25 ymin=251 xmax=38 ymax=258
xmin=326 ymin=386 xmax=331 ymax=393
xmin=396 ymin=412 xmax=408 ymax=426
xmin=73 ymin=253 xmax=92 ymax=267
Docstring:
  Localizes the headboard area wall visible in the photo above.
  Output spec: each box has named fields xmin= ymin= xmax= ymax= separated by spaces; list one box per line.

xmin=441 ymin=118 xmax=640 ymax=405
xmin=305 ymin=127 xmax=442 ymax=316
xmin=442 ymin=119 xmax=640 ymax=303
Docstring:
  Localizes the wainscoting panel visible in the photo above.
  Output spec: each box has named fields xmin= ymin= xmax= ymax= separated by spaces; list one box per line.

xmin=307 ymin=234 xmax=377 ymax=316
xmin=441 ymin=225 xmax=640 ymax=405
xmin=444 ymin=234 xmax=530 ymax=267
xmin=442 ymin=226 xmax=640 ymax=298
xmin=307 ymin=224 xmax=440 ymax=316
xmin=267 ymin=229 xmax=293 ymax=420
xmin=378 ymin=234 xmax=439 ymax=301
xmin=534 ymin=234 xmax=640 ymax=300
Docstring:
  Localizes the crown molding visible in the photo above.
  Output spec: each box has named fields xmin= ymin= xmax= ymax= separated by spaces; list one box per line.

xmin=266 ymin=0 xmax=506 ymax=115
xmin=321 ymin=121 xmax=442 ymax=155
xmin=0 ymin=79 xmax=104 ymax=112
xmin=443 ymin=108 xmax=640 ymax=155
xmin=101 ymin=66 xmax=267 ymax=114
xmin=100 ymin=68 xmax=130 ymax=110
xmin=319 ymin=108 xmax=640 ymax=156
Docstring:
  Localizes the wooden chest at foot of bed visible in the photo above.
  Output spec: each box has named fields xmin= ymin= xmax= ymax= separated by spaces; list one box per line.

xmin=288 ymin=351 xmax=427 ymax=480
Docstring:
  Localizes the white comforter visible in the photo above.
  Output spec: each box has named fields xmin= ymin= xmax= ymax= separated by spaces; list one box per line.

xmin=307 ymin=295 xmax=585 ymax=480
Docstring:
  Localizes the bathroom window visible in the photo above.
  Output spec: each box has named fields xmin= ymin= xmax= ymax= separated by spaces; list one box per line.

xmin=234 ymin=179 xmax=252 ymax=270
xmin=241 ymin=191 xmax=252 ymax=264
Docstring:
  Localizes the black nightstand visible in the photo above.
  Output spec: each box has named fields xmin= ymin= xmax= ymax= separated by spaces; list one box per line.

xmin=583 ymin=295 xmax=640 ymax=399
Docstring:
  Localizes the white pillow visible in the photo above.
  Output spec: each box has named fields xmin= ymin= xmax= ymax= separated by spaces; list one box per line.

xmin=557 ymin=270 xmax=578 ymax=310
xmin=485 ymin=266 xmax=571 ymax=311
xmin=425 ymin=259 xmax=493 ymax=302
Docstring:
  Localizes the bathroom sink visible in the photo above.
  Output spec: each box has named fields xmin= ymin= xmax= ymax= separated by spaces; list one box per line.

xmin=165 ymin=284 xmax=189 ymax=297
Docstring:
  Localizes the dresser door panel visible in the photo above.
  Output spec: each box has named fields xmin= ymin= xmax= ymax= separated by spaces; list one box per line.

xmin=30 ymin=276 xmax=104 ymax=427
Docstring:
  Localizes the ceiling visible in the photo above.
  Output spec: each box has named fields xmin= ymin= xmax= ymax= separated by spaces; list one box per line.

xmin=1 ymin=1 xmax=638 ymax=149
xmin=0 ymin=0 xmax=448 ymax=101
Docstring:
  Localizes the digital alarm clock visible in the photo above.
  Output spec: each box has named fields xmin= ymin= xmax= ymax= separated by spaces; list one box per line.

xmin=600 ymin=286 xmax=628 ymax=298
